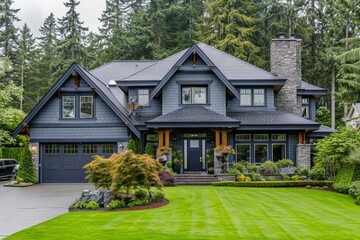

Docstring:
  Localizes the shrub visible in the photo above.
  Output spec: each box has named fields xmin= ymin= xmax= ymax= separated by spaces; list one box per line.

xmin=356 ymin=196 xmax=360 ymax=206
xmin=86 ymin=201 xmax=100 ymax=209
xmin=281 ymin=174 xmax=290 ymax=181
xmin=348 ymin=181 xmax=360 ymax=198
xmin=309 ymin=165 xmax=326 ymax=180
xmin=258 ymin=161 xmax=277 ymax=175
xmin=151 ymin=191 xmax=165 ymax=202
xmin=231 ymin=163 xmax=245 ymax=173
xmin=247 ymin=164 xmax=258 ymax=173
xmin=268 ymin=176 xmax=276 ymax=181
xmin=127 ymin=138 xmax=142 ymax=154
xmin=213 ymin=181 xmax=334 ymax=187
xmin=73 ymin=200 xmax=87 ymax=209
xmin=235 ymin=174 xmax=251 ymax=182
xmin=107 ymin=199 xmax=126 ymax=209
xmin=295 ymin=167 xmax=310 ymax=177
xmin=227 ymin=168 xmax=241 ymax=175
xmin=145 ymin=143 xmax=156 ymax=158
xmin=291 ymin=175 xmax=302 ymax=181
xmin=251 ymin=173 xmax=262 ymax=181
xmin=158 ymin=170 xmax=175 ymax=186
xmin=333 ymin=164 xmax=357 ymax=193
xmin=128 ymin=199 xmax=151 ymax=207
xmin=17 ymin=148 xmax=37 ymax=183
xmin=208 ymin=167 xmax=214 ymax=174
xmin=306 ymin=185 xmax=312 ymax=189
xmin=83 ymin=155 xmax=114 ymax=189
xmin=275 ymin=159 xmax=294 ymax=168
xmin=134 ymin=189 xmax=147 ymax=199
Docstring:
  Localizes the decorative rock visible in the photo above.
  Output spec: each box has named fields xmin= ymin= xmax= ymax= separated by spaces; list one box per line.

xmin=103 ymin=190 xmax=113 ymax=208
xmin=278 ymin=167 xmax=296 ymax=175
xmin=79 ymin=189 xmax=91 ymax=202
xmin=88 ymin=189 xmax=105 ymax=205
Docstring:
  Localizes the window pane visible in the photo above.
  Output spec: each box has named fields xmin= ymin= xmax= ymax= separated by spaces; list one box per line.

xmin=253 ymin=89 xmax=265 ymax=106
xmin=254 ymin=134 xmax=269 ymax=141
xmin=302 ymin=98 xmax=309 ymax=104
xmin=182 ymin=87 xmax=192 ymax=104
xmin=255 ymin=144 xmax=268 ymax=164
xmin=102 ymin=144 xmax=114 ymax=154
xmin=272 ymin=144 xmax=286 ymax=161
xmin=236 ymin=144 xmax=251 ymax=162
xmin=192 ymin=87 xmax=207 ymax=104
xmin=45 ymin=144 xmax=60 ymax=154
xmin=83 ymin=144 xmax=98 ymax=154
xmin=301 ymin=106 xmax=309 ymax=118
xmin=235 ymin=134 xmax=251 ymax=141
xmin=62 ymin=96 xmax=75 ymax=118
xmin=80 ymin=96 xmax=93 ymax=118
xmin=146 ymin=134 xmax=158 ymax=141
xmin=64 ymin=144 xmax=78 ymax=154
xmin=138 ymin=89 xmax=149 ymax=106
xmin=240 ymin=89 xmax=251 ymax=106
xmin=272 ymin=134 xmax=286 ymax=141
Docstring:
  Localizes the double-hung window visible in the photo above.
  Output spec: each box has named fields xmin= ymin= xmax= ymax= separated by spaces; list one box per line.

xmin=301 ymin=98 xmax=309 ymax=118
xmin=62 ymin=96 xmax=75 ymax=118
xmin=240 ymin=89 xmax=265 ymax=106
xmin=138 ymin=89 xmax=149 ymax=106
xmin=62 ymin=95 xmax=94 ymax=119
xmin=182 ymin=86 xmax=207 ymax=104
xmin=80 ymin=96 xmax=93 ymax=118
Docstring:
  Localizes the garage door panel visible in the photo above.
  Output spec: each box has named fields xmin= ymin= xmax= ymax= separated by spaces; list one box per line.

xmin=41 ymin=143 xmax=115 ymax=183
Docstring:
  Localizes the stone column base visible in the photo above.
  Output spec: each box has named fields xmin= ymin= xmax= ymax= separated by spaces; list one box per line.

xmin=296 ymin=144 xmax=312 ymax=168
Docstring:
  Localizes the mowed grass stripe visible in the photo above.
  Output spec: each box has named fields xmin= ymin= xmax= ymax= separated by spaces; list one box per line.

xmin=6 ymin=186 xmax=360 ymax=240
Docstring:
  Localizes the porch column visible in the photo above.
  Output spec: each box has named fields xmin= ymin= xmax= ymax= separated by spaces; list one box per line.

xmin=165 ymin=129 xmax=171 ymax=146
xmin=221 ymin=129 xmax=227 ymax=145
xmin=157 ymin=129 xmax=172 ymax=147
xmin=214 ymin=129 xmax=228 ymax=146
xmin=158 ymin=130 xmax=164 ymax=147
xmin=298 ymin=132 xmax=306 ymax=144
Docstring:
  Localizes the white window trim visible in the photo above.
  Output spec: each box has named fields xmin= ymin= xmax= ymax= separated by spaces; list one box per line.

xmin=271 ymin=134 xmax=287 ymax=141
xmin=272 ymin=143 xmax=286 ymax=161
xmin=236 ymin=143 xmax=251 ymax=162
xmin=240 ymin=88 xmax=265 ymax=106
xmin=254 ymin=143 xmax=268 ymax=164
xmin=253 ymin=88 xmax=265 ymax=106
xmin=235 ymin=134 xmax=251 ymax=141
xmin=240 ymin=89 xmax=252 ymax=106
xmin=254 ymin=134 xmax=269 ymax=141
xmin=62 ymin=96 xmax=76 ymax=119
xmin=80 ymin=96 xmax=94 ymax=119
xmin=138 ymin=89 xmax=150 ymax=106
xmin=182 ymin=86 xmax=208 ymax=105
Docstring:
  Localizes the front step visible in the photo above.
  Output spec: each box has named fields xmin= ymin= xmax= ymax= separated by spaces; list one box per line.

xmin=175 ymin=174 xmax=219 ymax=186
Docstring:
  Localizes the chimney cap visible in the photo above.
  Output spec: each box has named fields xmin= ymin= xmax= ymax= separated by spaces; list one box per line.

xmin=290 ymin=33 xmax=296 ymax=39
xmin=278 ymin=32 xmax=286 ymax=39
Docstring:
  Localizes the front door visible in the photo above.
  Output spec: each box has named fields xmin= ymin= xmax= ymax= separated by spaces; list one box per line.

xmin=184 ymin=139 xmax=205 ymax=171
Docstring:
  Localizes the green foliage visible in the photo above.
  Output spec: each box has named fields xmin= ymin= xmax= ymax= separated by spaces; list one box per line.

xmin=356 ymin=196 xmax=360 ymax=206
xmin=276 ymin=159 xmax=294 ymax=169
xmin=86 ymin=201 xmax=100 ymax=209
xmin=207 ymin=167 xmax=214 ymax=174
xmin=145 ymin=143 xmax=156 ymax=158
xmin=251 ymin=173 xmax=262 ymax=181
xmin=17 ymin=148 xmax=36 ymax=183
xmin=247 ymin=164 xmax=258 ymax=173
xmin=333 ymin=164 xmax=357 ymax=193
xmin=349 ymin=148 xmax=360 ymax=165
xmin=258 ymin=161 xmax=277 ymax=175
xmin=151 ymin=191 xmax=165 ymax=202
xmin=295 ymin=167 xmax=310 ymax=177
xmin=309 ymin=165 xmax=326 ymax=180
xmin=235 ymin=174 xmax=251 ymax=182
xmin=106 ymin=199 xmax=126 ymax=209
xmin=206 ymin=148 xmax=214 ymax=164
xmin=128 ymin=198 xmax=151 ymax=207
xmin=213 ymin=181 xmax=334 ymax=188
xmin=73 ymin=200 xmax=87 ymax=209
xmin=127 ymin=138 xmax=142 ymax=154
xmin=172 ymin=149 xmax=182 ymax=164
xmin=228 ymin=168 xmax=241 ymax=175
xmin=268 ymin=177 xmax=276 ymax=181
xmin=316 ymin=107 xmax=331 ymax=127
xmin=281 ymin=174 xmax=291 ymax=181
xmin=348 ymin=181 xmax=360 ymax=198
xmin=231 ymin=163 xmax=245 ymax=173
xmin=291 ymin=175 xmax=302 ymax=181
xmin=83 ymin=155 xmax=114 ymax=189
xmin=1 ymin=147 xmax=24 ymax=160
xmin=134 ymin=188 xmax=147 ymax=200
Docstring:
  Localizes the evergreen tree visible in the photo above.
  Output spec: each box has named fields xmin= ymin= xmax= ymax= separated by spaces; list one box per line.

xmin=196 ymin=0 xmax=264 ymax=67
xmin=0 ymin=0 xmax=20 ymax=63
xmin=56 ymin=0 xmax=89 ymax=75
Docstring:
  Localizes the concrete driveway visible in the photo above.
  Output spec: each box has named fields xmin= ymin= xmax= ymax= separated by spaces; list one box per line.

xmin=0 ymin=180 xmax=93 ymax=239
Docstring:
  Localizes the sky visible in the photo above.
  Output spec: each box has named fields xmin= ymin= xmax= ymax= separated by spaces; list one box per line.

xmin=12 ymin=0 xmax=107 ymax=37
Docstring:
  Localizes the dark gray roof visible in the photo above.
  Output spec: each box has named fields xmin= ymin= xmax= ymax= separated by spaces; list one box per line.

xmin=227 ymin=111 xmax=320 ymax=130
xmin=146 ymin=106 xmax=240 ymax=128
xmin=197 ymin=43 xmax=282 ymax=81
xmin=312 ymin=125 xmax=337 ymax=133
xmin=130 ymin=114 xmax=161 ymax=126
xmin=90 ymin=60 xmax=157 ymax=84
xmin=300 ymin=81 xmax=327 ymax=91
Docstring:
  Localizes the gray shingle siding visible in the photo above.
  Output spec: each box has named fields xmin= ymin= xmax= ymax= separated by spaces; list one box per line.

xmin=162 ymin=71 xmax=226 ymax=115
xmin=30 ymin=127 xmax=128 ymax=140
xmin=128 ymin=88 xmax=162 ymax=115
xmin=227 ymin=88 xmax=275 ymax=112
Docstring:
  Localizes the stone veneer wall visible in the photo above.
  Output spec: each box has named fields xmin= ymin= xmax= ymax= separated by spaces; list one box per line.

xmin=29 ymin=142 xmax=39 ymax=180
xmin=271 ymin=38 xmax=302 ymax=116
xmin=296 ymin=144 xmax=312 ymax=168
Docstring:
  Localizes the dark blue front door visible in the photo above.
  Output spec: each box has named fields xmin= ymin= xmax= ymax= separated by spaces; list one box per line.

xmin=185 ymin=139 xmax=204 ymax=171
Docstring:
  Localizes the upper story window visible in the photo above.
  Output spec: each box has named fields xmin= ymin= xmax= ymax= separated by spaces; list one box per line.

xmin=301 ymin=98 xmax=309 ymax=118
xmin=138 ymin=89 xmax=149 ymax=106
xmin=62 ymin=95 xmax=94 ymax=119
xmin=62 ymin=96 xmax=75 ymax=118
xmin=240 ymin=88 xmax=265 ymax=106
xmin=80 ymin=96 xmax=93 ymax=118
xmin=182 ymin=86 xmax=207 ymax=104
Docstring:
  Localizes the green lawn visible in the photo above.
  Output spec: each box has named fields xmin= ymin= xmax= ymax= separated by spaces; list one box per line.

xmin=7 ymin=187 xmax=360 ymax=240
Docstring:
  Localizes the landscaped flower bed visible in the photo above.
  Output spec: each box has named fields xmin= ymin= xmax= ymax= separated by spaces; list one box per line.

xmin=213 ymin=180 xmax=333 ymax=187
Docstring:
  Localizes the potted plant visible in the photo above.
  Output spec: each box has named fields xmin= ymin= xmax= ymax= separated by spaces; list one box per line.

xmin=172 ymin=149 xmax=182 ymax=174
xmin=206 ymin=148 xmax=214 ymax=169
xmin=215 ymin=145 xmax=235 ymax=172
xmin=156 ymin=146 xmax=172 ymax=168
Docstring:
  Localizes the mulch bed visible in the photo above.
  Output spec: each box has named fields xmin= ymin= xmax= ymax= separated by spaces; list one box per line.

xmin=3 ymin=182 xmax=35 ymax=187
xmin=69 ymin=199 xmax=168 ymax=212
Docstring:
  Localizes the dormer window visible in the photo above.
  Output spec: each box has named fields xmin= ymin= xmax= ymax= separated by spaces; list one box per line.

xmin=62 ymin=96 xmax=75 ymax=118
xmin=80 ymin=96 xmax=93 ymax=118
xmin=182 ymin=86 xmax=207 ymax=104
xmin=301 ymin=98 xmax=309 ymax=118
xmin=240 ymin=88 xmax=265 ymax=106
xmin=61 ymin=95 xmax=94 ymax=119
xmin=138 ymin=89 xmax=149 ymax=106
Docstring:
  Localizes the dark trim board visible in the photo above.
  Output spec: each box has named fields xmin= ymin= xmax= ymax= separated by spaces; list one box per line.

xmin=30 ymin=123 xmax=125 ymax=128
xmin=146 ymin=122 xmax=240 ymax=128
xmin=30 ymin=138 xmax=129 ymax=143
xmin=237 ymin=124 xmax=320 ymax=131
xmin=230 ymin=79 xmax=287 ymax=86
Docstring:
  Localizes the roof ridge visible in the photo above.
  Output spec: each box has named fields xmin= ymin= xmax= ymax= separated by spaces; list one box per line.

xmin=89 ymin=60 xmax=158 ymax=73
xmin=197 ymin=42 xmax=280 ymax=79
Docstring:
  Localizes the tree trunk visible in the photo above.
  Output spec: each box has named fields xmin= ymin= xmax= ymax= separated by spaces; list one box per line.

xmin=331 ymin=62 xmax=336 ymax=129
xmin=20 ymin=58 xmax=24 ymax=111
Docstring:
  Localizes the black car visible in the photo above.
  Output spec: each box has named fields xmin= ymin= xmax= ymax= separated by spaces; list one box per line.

xmin=0 ymin=159 xmax=18 ymax=178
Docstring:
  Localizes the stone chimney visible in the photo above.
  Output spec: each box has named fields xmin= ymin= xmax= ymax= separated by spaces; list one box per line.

xmin=271 ymin=33 xmax=302 ymax=115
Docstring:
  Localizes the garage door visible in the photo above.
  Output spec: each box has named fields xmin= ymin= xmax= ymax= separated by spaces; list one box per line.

xmin=41 ymin=143 xmax=116 ymax=183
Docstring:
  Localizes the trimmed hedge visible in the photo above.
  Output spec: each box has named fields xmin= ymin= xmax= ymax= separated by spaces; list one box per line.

xmin=333 ymin=164 xmax=357 ymax=193
xmin=0 ymin=147 xmax=24 ymax=161
xmin=213 ymin=181 xmax=333 ymax=188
